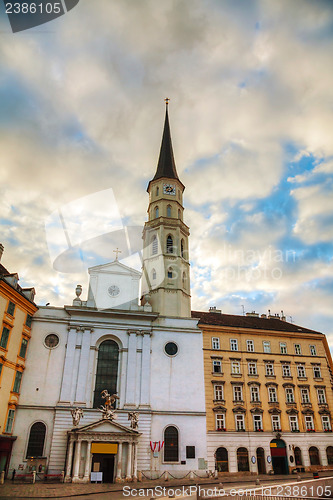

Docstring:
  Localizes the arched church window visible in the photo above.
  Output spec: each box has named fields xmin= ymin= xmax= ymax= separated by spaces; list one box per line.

xmin=26 ymin=422 xmax=46 ymax=458
xmin=152 ymin=235 xmax=158 ymax=255
xmin=155 ymin=206 xmax=159 ymax=218
xmin=93 ymin=340 xmax=119 ymax=408
xmin=164 ymin=426 xmax=179 ymax=462
xmin=152 ymin=269 xmax=156 ymax=281
xmin=182 ymin=272 xmax=186 ymax=288
xmin=156 ymin=187 xmax=159 ymax=196
xmin=166 ymin=235 xmax=173 ymax=254
xmin=167 ymin=267 xmax=173 ymax=279
xmin=181 ymin=239 xmax=184 ymax=258
xmin=167 ymin=205 xmax=172 ymax=217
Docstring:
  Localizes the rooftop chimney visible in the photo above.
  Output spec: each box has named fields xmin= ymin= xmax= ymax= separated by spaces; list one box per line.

xmin=0 ymin=243 xmax=4 ymax=262
xmin=209 ymin=306 xmax=222 ymax=314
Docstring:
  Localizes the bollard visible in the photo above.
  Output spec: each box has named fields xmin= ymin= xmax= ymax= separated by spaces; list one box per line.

xmin=255 ymin=478 xmax=260 ymax=485
xmin=164 ymin=471 xmax=169 ymax=481
xmin=0 ymin=471 xmax=5 ymax=485
xmin=32 ymin=471 xmax=36 ymax=484
xmin=297 ymin=475 xmax=301 ymax=482
xmin=214 ymin=469 xmax=218 ymax=479
xmin=61 ymin=471 xmax=65 ymax=483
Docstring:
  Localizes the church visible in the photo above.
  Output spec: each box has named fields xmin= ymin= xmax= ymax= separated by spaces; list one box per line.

xmin=9 ymin=102 xmax=208 ymax=482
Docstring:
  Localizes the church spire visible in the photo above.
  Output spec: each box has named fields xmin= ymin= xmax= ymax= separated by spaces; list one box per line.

xmin=152 ymin=99 xmax=180 ymax=182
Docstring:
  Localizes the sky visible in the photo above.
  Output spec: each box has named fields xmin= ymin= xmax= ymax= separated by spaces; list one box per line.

xmin=1 ymin=0 xmax=333 ymax=347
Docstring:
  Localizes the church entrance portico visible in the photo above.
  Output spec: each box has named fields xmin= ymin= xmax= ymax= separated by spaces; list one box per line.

xmin=65 ymin=419 xmax=140 ymax=483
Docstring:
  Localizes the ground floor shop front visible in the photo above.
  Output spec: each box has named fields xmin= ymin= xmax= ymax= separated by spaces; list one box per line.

xmin=208 ymin=432 xmax=333 ymax=475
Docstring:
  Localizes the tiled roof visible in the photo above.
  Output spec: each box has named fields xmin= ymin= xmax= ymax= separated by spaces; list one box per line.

xmin=0 ymin=263 xmax=9 ymax=275
xmin=191 ymin=310 xmax=322 ymax=335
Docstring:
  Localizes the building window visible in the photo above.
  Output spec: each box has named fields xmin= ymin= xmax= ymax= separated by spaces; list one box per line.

xmin=44 ymin=334 xmax=59 ymax=349
xmin=294 ymin=344 xmax=302 ymax=355
xmin=268 ymin=386 xmax=278 ymax=402
xmin=322 ymin=416 xmax=331 ymax=431
xmin=309 ymin=447 xmax=320 ymax=466
xmin=289 ymin=415 xmax=299 ymax=431
xmin=166 ymin=235 xmax=173 ymax=254
xmin=156 ymin=186 xmax=159 ymax=196
xmin=294 ymin=447 xmax=303 ymax=466
xmin=164 ymin=342 xmax=178 ymax=357
xmin=250 ymin=386 xmax=260 ymax=402
xmin=313 ymin=365 xmax=321 ymax=379
xmin=5 ymin=409 xmax=15 ymax=434
xmin=231 ymin=361 xmax=241 ymax=375
xmin=93 ymin=340 xmax=119 ymax=408
xmin=0 ymin=326 xmax=10 ymax=349
xmin=247 ymin=340 xmax=254 ymax=352
xmin=214 ymin=384 xmax=224 ymax=401
xmin=182 ymin=272 xmax=186 ymax=288
xmin=152 ymin=235 xmax=158 ymax=255
xmin=297 ymin=365 xmax=306 ymax=378
xmin=248 ymin=361 xmax=257 ymax=375
xmin=7 ymin=301 xmax=15 ymax=316
xmin=282 ymin=364 xmax=291 ymax=377
xmin=237 ymin=447 xmax=249 ymax=471
xmin=186 ymin=446 xmax=195 ymax=459
xmin=216 ymin=413 xmax=225 ymax=430
xmin=285 ymin=387 xmax=295 ymax=403
xmin=263 ymin=341 xmax=271 ymax=353
xmin=25 ymin=314 xmax=33 ymax=328
xmin=230 ymin=339 xmax=238 ymax=351
xmin=233 ymin=385 xmax=243 ymax=402
xmin=181 ymin=239 xmax=184 ymax=258
xmin=152 ymin=269 xmax=156 ymax=281
xmin=13 ymin=371 xmax=22 ymax=393
xmin=305 ymin=415 xmax=314 ymax=431
xmin=212 ymin=338 xmax=220 ymax=350
xmin=213 ymin=360 xmax=222 ymax=373
xmin=317 ymin=388 xmax=326 ymax=404
xmin=178 ymin=209 xmax=181 ymax=219
xmin=280 ymin=342 xmax=287 ymax=354
xmin=271 ymin=415 xmax=281 ymax=431
xmin=167 ymin=268 xmax=173 ymax=279
xmin=26 ymin=422 xmax=46 ymax=458
xmin=216 ymin=447 xmax=228 ymax=472
xmin=167 ymin=205 xmax=172 ymax=217
xmin=155 ymin=206 xmax=159 ymax=218
xmin=310 ymin=345 xmax=317 ymax=356
xmin=19 ymin=338 xmax=29 ymax=359
xmin=253 ymin=414 xmax=262 ymax=431
xmin=265 ymin=363 xmax=274 ymax=376
xmin=235 ymin=414 xmax=245 ymax=431
xmin=326 ymin=446 xmax=333 ymax=465
xmin=164 ymin=426 xmax=179 ymax=462
xmin=301 ymin=388 xmax=310 ymax=404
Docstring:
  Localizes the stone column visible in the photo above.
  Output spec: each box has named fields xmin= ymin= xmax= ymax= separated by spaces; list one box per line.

xmin=116 ymin=442 xmax=123 ymax=482
xmin=72 ymin=439 xmax=82 ymax=482
xmin=75 ymin=329 xmax=93 ymax=404
xmin=65 ymin=437 xmax=74 ymax=482
xmin=59 ymin=328 xmax=77 ymax=404
xmin=140 ymin=332 xmax=151 ymax=408
xmin=125 ymin=442 xmax=132 ymax=481
xmin=124 ymin=331 xmax=137 ymax=407
xmin=83 ymin=441 xmax=92 ymax=481
xmin=132 ymin=442 xmax=138 ymax=481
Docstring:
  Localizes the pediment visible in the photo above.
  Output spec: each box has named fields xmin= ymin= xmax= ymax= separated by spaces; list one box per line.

xmin=88 ymin=260 xmax=141 ymax=277
xmin=70 ymin=419 xmax=139 ymax=435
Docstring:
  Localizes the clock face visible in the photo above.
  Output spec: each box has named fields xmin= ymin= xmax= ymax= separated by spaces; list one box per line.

xmin=163 ymin=183 xmax=176 ymax=195
xmin=108 ymin=285 xmax=120 ymax=297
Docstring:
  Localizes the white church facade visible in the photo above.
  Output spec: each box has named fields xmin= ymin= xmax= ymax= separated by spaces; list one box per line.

xmin=9 ymin=103 xmax=208 ymax=482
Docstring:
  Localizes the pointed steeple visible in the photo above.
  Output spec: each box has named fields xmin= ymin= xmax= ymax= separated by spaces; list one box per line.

xmin=152 ymin=99 xmax=180 ymax=182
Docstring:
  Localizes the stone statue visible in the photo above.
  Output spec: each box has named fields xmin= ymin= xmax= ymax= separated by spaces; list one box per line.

xmin=98 ymin=389 xmax=119 ymax=420
xmin=128 ymin=411 xmax=139 ymax=430
xmin=71 ymin=407 xmax=83 ymax=426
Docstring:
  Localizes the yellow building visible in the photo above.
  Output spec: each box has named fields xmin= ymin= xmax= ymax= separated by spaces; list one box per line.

xmin=194 ymin=308 xmax=333 ymax=475
xmin=0 ymin=244 xmax=37 ymax=476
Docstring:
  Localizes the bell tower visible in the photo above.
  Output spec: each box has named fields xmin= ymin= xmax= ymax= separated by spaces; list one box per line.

xmin=142 ymin=99 xmax=191 ymax=317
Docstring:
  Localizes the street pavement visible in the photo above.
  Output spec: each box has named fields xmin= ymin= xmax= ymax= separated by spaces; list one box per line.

xmin=0 ymin=473 xmax=315 ymax=499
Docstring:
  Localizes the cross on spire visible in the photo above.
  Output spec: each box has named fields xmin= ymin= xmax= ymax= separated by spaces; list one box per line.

xmin=164 ymin=97 xmax=170 ymax=106
xmin=113 ymin=248 xmax=121 ymax=260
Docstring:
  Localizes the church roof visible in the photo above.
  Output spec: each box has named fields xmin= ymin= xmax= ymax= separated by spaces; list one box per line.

xmin=152 ymin=103 xmax=180 ymax=183
xmin=191 ymin=310 xmax=322 ymax=335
